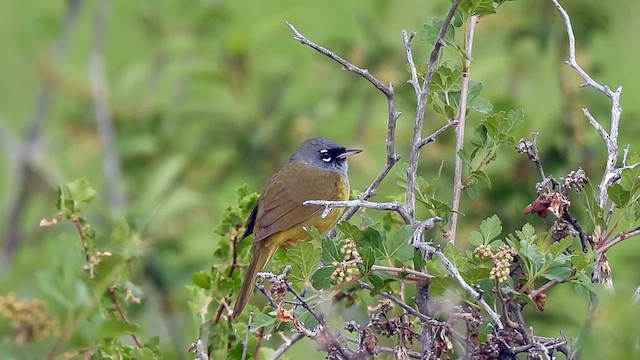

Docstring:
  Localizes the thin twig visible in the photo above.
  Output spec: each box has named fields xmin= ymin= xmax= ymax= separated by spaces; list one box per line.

xmin=108 ymin=288 xmax=143 ymax=348
xmin=270 ymin=333 xmax=304 ymax=360
xmin=358 ymin=282 xmax=433 ymax=323
xmin=449 ymin=15 xmax=479 ymax=243
xmin=417 ymin=120 xmax=459 ymax=149
xmin=596 ymin=225 xmax=640 ymax=254
xmin=241 ymin=312 xmax=254 ymax=360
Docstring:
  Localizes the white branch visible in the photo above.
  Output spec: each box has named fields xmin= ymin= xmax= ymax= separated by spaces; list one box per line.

xmin=304 ymin=199 xmax=410 ymax=223
xmin=551 ymin=0 xmax=623 ymax=210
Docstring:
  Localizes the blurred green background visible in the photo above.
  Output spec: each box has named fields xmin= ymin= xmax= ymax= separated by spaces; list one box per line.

xmin=1 ymin=0 xmax=640 ymax=358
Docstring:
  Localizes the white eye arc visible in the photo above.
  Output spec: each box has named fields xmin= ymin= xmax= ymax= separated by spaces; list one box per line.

xmin=319 ymin=149 xmax=332 ymax=162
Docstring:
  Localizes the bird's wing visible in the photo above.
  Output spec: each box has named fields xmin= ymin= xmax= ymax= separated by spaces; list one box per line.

xmin=253 ymin=164 xmax=346 ymax=242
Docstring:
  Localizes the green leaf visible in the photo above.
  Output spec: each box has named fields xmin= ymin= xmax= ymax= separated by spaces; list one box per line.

xmin=383 ymin=226 xmax=416 ymax=262
xmin=320 ymin=236 xmax=342 ymax=264
xmin=361 ymin=227 xmax=384 ymax=252
xmin=472 ymin=170 xmax=492 ymax=189
xmin=608 ymin=183 xmax=631 ymax=208
xmin=337 ymin=222 xmax=362 ymax=242
xmin=286 ymin=242 xmax=321 ymax=285
xmin=444 ymin=245 xmax=469 ymax=274
xmin=311 ymin=267 xmax=334 ymax=289
xmin=543 ymin=266 xmax=572 ymax=282
xmin=98 ymin=318 xmax=141 ymax=339
xmin=251 ymin=313 xmax=276 ymax=330
xmin=549 ymin=236 xmax=573 ymax=257
xmin=460 ymin=0 xmax=496 ymax=17
xmin=367 ymin=273 xmax=395 ymax=295
xmin=413 ymin=249 xmax=426 ymax=271
xmin=469 ymin=97 xmax=493 ymax=114
xmin=66 ymin=178 xmax=97 ymax=205
xmin=480 ymin=215 xmax=502 ymax=242
xmin=359 ymin=247 xmax=376 ymax=273
xmin=419 ymin=18 xmax=456 ymax=47
xmin=469 ymin=230 xmax=484 ymax=246
xmin=192 ymin=271 xmax=211 ymax=290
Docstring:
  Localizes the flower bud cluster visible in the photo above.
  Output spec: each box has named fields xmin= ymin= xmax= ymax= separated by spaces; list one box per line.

xmin=0 ymin=293 xmax=58 ymax=344
xmin=331 ymin=239 xmax=361 ymax=284
xmin=473 ymin=244 xmax=516 ymax=283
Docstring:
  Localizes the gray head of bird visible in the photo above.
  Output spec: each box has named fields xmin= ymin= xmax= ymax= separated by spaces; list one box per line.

xmin=289 ymin=138 xmax=362 ymax=174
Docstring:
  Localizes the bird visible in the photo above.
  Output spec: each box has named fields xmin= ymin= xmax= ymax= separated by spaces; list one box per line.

xmin=232 ymin=138 xmax=361 ymax=318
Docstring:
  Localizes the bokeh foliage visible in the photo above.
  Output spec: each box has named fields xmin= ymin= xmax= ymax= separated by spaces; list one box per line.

xmin=1 ymin=0 xmax=640 ymax=359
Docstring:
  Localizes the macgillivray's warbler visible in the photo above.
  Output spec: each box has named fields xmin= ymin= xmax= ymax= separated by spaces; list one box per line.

xmin=232 ymin=138 xmax=362 ymax=318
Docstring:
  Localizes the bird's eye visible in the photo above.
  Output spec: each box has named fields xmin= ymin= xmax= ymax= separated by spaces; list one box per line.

xmin=319 ymin=149 xmax=332 ymax=162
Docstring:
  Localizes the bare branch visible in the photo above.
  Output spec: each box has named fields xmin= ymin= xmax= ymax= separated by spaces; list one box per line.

xmin=270 ymin=333 xmax=304 ymax=360
xmin=551 ymin=0 xmax=623 ymax=210
xmin=286 ymin=22 xmax=391 ymax=97
xmin=406 ymin=0 xmax=463 ymax=223
xmin=417 ymin=120 xmax=459 ymax=149
xmin=597 ymin=225 xmax=640 ymax=255
xmin=449 ymin=15 xmax=480 ymax=243
xmin=581 ymin=108 xmax=609 ymax=141
xmin=304 ymin=199 xmax=410 ymax=223
xmin=285 ymin=22 xmax=402 ymax=225
xmin=241 ymin=312 xmax=254 ymax=360
xmin=402 ymin=31 xmax=421 ymax=96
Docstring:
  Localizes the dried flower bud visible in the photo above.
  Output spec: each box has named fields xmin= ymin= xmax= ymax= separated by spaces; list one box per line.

xmin=516 ymin=138 xmax=538 ymax=161
xmin=562 ymin=167 xmax=588 ymax=193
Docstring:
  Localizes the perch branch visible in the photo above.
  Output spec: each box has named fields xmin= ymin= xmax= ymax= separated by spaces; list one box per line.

xmin=286 ymin=22 xmax=402 ymax=224
xmin=304 ymin=199 xmax=410 ymax=223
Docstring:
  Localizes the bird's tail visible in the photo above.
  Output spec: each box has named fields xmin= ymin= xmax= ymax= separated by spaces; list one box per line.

xmin=233 ymin=241 xmax=276 ymax=318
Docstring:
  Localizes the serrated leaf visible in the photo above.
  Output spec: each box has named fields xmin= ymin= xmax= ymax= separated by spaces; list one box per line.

xmin=419 ymin=18 xmax=456 ymax=47
xmin=311 ymin=267 xmax=334 ymax=290
xmin=543 ymin=266 xmax=572 ymax=282
xmin=66 ymin=178 xmax=97 ymax=205
xmin=444 ymin=245 xmax=469 ymax=274
xmin=469 ymin=230 xmax=484 ymax=246
xmin=549 ymin=236 xmax=573 ymax=257
xmin=359 ymin=247 xmax=375 ymax=273
xmin=469 ymin=97 xmax=493 ymax=114
xmin=608 ymin=184 xmax=631 ymax=208
xmin=480 ymin=215 xmax=502 ymax=242
xmin=413 ymin=249 xmax=426 ymax=271
xmin=384 ymin=226 xmax=415 ymax=262
xmin=320 ymin=236 xmax=342 ymax=264
xmin=286 ymin=242 xmax=321 ymax=285
xmin=337 ymin=222 xmax=362 ymax=242
xmin=251 ymin=313 xmax=276 ymax=330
